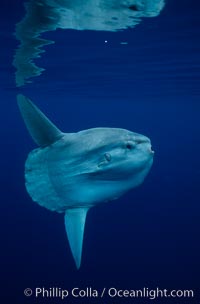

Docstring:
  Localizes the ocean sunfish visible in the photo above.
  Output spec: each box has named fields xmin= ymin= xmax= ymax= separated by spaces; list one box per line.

xmin=17 ymin=94 xmax=154 ymax=268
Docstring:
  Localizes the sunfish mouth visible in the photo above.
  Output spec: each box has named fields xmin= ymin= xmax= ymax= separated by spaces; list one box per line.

xmin=149 ymin=146 xmax=155 ymax=154
xmin=133 ymin=135 xmax=154 ymax=155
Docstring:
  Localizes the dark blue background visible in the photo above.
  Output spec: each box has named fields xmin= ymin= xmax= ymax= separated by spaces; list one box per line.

xmin=0 ymin=0 xmax=200 ymax=303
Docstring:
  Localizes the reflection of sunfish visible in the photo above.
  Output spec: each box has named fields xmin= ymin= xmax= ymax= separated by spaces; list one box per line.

xmin=14 ymin=0 xmax=165 ymax=86
xmin=17 ymin=94 xmax=154 ymax=268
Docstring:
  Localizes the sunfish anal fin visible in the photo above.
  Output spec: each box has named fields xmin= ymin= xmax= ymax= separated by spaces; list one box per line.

xmin=17 ymin=94 xmax=64 ymax=147
xmin=64 ymin=208 xmax=89 ymax=269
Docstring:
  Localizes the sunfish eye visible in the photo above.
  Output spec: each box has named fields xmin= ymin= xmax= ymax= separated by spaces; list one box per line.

xmin=128 ymin=5 xmax=139 ymax=11
xmin=126 ymin=141 xmax=135 ymax=150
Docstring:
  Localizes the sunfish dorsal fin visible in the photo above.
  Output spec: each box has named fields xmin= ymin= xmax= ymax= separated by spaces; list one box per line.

xmin=17 ymin=94 xmax=64 ymax=147
xmin=64 ymin=208 xmax=89 ymax=269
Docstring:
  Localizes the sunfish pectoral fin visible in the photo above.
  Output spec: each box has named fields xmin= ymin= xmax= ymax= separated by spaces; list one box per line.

xmin=64 ymin=208 xmax=89 ymax=269
xmin=17 ymin=94 xmax=64 ymax=147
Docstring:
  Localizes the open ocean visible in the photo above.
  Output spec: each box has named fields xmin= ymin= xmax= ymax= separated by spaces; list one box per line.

xmin=1 ymin=0 xmax=200 ymax=303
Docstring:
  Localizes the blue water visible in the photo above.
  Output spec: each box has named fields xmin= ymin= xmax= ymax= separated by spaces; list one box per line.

xmin=1 ymin=0 xmax=200 ymax=303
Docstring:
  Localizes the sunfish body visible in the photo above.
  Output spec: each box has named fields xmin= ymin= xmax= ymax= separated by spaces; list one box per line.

xmin=17 ymin=94 xmax=154 ymax=268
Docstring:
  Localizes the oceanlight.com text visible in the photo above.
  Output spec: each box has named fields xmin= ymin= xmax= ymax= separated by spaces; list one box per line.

xmin=24 ymin=286 xmax=195 ymax=300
